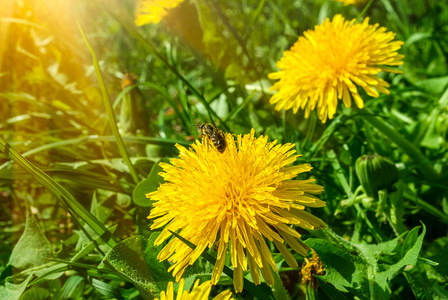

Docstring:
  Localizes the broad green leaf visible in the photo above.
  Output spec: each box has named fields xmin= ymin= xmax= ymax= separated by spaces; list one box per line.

xmin=306 ymin=224 xmax=426 ymax=300
xmin=21 ymin=286 xmax=51 ymax=300
xmin=9 ymin=206 xmax=52 ymax=270
xmin=415 ymin=76 xmax=448 ymax=95
xmin=133 ymin=161 xmax=164 ymax=207
xmin=404 ymin=235 xmax=448 ymax=299
xmin=317 ymin=277 xmax=348 ymax=300
xmin=0 ymin=274 xmax=33 ymax=300
xmin=404 ymin=261 xmax=445 ymax=299
xmin=98 ymin=234 xmax=172 ymax=298
xmin=21 ymin=279 xmax=61 ymax=300
xmin=305 ymin=239 xmax=369 ymax=299
xmin=90 ymin=190 xmax=115 ymax=223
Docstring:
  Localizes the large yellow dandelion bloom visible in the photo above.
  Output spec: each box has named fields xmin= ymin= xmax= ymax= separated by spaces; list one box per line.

xmin=135 ymin=0 xmax=185 ymax=26
xmin=269 ymin=14 xmax=404 ymax=123
xmin=147 ymin=129 xmax=326 ymax=292
xmin=156 ymin=279 xmax=233 ymax=300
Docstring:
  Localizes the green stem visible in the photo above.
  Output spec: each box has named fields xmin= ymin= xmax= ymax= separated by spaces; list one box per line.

xmin=78 ymin=23 xmax=139 ymax=184
xmin=357 ymin=0 xmax=374 ymax=20
xmin=356 ymin=107 xmax=438 ymax=181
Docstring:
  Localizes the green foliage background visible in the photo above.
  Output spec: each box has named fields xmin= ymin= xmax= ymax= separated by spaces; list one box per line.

xmin=0 ymin=0 xmax=447 ymax=299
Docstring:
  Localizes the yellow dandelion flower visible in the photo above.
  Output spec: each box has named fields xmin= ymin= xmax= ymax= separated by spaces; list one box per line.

xmin=332 ymin=0 xmax=369 ymax=5
xmin=269 ymin=14 xmax=404 ymax=123
xmin=147 ymin=129 xmax=326 ymax=292
xmin=301 ymin=250 xmax=325 ymax=289
xmin=135 ymin=0 xmax=185 ymax=26
xmin=156 ymin=279 xmax=233 ymax=300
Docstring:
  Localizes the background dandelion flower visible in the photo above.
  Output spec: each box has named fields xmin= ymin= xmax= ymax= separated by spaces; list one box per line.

xmin=147 ymin=129 xmax=326 ymax=292
xmin=269 ymin=14 xmax=404 ymax=123
xmin=157 ymin=279 xmax=233 ymax=300
xmin=135 ymin=0 xmax=185 ymax=26
xmin=332 ymin=0 xmax=369 ymax=5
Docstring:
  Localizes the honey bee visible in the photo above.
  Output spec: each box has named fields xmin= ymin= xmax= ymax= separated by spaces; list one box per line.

xmin=194 ymin=123 xmax=227 ymax=153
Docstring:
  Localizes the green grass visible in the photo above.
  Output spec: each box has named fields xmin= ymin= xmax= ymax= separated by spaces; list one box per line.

xmin=1 ymin=0 xmax=447 ymax=299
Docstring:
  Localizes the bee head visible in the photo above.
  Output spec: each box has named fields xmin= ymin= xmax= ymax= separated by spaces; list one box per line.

xmin=197 ymin=123 xmax=214 ymax=135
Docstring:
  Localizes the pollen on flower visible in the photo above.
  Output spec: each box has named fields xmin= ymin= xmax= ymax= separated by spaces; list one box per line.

xmin=301 ymin=250 xmax=325 ymax=289
xmin=135 ymin=0 xmax=185 ymax=26
xmin=269 ymin=14 xmax=404 ymax=123
xmin=146 ymin=129 xmax=326 ymax=292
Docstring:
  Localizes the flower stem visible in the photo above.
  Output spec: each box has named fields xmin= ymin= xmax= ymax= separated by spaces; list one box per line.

xmin=356 ymin=107 xmax=438 ymax=181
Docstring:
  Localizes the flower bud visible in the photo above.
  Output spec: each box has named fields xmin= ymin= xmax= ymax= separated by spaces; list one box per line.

xmin=355 ymin=155 xmax=398 ymax=197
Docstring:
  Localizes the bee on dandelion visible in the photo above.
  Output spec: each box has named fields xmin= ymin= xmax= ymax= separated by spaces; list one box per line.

xmin=269 ymin=14 xmax=404 ymax=123
xmin=147 ymin=129 xmax=326 ymax=292
xmin=194 ymin=123 xmax=227 ymax=153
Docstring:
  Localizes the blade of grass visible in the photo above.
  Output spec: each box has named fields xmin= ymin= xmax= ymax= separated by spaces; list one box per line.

xmin=0 ymin=135 xmax=189 ymax=171
xmin=251 ymin=0 xmax=266 ymax=26
xmin=140 ymin=82 xmax=191 ymax=132
xmin=357 ymin=0 xmax=375 ymax=20
xmin=77 ymin=22 xmax=139 ymax=184
xmin=223 ymin=90 xmax=255 ymax=123
xmin=308 ymin=114 xmax=343 ymax=158
xmin=355 ymin=107 xmax=439 ymax=181
xmin=0 ymin=137 xmax=118 ymax=249
xmin=112 ymin=84 xmax=138 ymax=110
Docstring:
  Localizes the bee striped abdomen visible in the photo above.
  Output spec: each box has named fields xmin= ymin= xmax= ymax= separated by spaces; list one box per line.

xmin=211 ymin=133 xmax=226 ymax=153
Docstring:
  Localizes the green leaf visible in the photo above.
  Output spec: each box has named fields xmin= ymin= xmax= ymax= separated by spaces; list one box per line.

xmin=306 ymin=224 xmax=426 ymax=300
xmin=60 ymin=275 xmax=85 ymax=299
xmin=305 ymin=239 xmax=368 ymax=299
xmin=21 ymin=279 xmax=61 ymax=300
xmin=0 ymin=274 xmax=33 ymax=300
xmin=98 ymin=234 xmax=172 ymax=298
xmin=272 ymin=269 xmax=290 ymax=300
xmin=414 ymin=76 xmax=448 ymax=95
xmin=9 ymin=206 xmax=52 ymax=270
xmin=133 ymin=161 xmax=164 ymax=207
xmin=91 ymin=278 xmax=125 ymax=299
xmin=317 ymin=277 xmax=348 ymax=300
